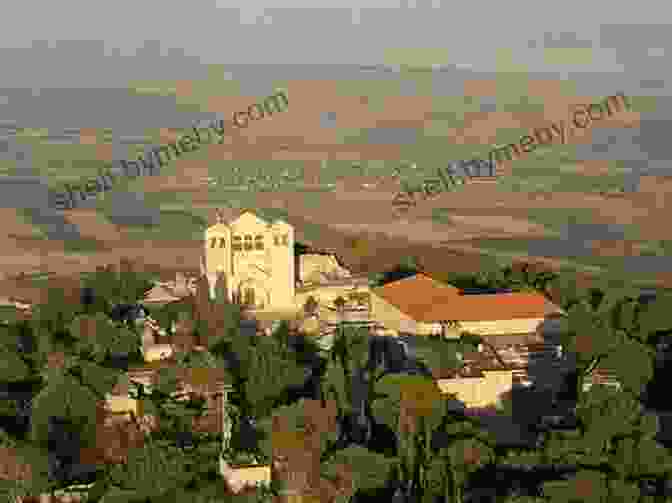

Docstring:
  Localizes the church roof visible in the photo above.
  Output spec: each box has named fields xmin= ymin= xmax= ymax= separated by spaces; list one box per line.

xmin=207 ymin=208 xmax=291 ymax=229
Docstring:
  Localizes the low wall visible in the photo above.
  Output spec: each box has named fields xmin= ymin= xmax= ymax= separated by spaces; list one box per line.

xmin=15 ymin=483 xmax=93 ymax=503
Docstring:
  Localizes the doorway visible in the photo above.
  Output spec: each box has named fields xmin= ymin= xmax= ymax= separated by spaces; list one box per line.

xmin=244 ymin=287 xmax=256 ymax=307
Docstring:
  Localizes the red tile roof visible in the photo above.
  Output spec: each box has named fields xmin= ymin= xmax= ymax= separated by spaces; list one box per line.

xmin=376 ymin=273 xmax=460 ymax=295
xmin=374 ymin=273 xmax=559 ymax=322
xmin=373 ymin=273 xmax=460 ymax=319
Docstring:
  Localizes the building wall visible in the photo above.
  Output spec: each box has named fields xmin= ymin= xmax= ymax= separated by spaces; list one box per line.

xmin=299 ymin=254 xmax=352 ymax=284
xmin=105 ymin=395 xmax=139 ymax=415
xmin=205 ymin=222 xmax=231 ymax=277
xmin=369 ymin=292 xmax=419 ymax=334
xmin=204 ymin=212 xmax=294 ymax=310
xmin=220 ymin=460 xmax=271 ymax=493
xmin=416 ymin=321 xmax=443 ymax=336
xmin=409 ymin=318 xmax=545 ymax=337
xmin=141 ymin=343 xmax=174 ymax=362
xmin=436 ymin=370 xmax=513 ymax=408
xmin=370 ymin=293 xmax=545 ymax=338
xmin=458 ymin=318 xmax=546 ymax=336
xmin=269 ymin=219 xmax=294 ymax=308
xmin=294 ymin=284 xmax=370 ymax=311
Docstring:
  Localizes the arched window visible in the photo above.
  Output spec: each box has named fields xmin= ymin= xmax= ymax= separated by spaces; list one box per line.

xmin=281 ymin=234 xmax=289 ymax=246
xmin=232 ymin=235 xmax=242 ymax=251
xmin=244 ymin=288 xmax=255 ymax=306
xmin=244 ymin=235 xmax=253 ymax=251
xmin=219 ymin=238 xmax=226 ymax=248
xmin=210 ymin=238 xmax=217 ymax=248
xmin=254 ymin=235 xmax=264 ymax=250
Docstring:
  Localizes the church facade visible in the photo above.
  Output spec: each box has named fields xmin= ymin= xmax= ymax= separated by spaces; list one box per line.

xmin=202 ymin=210 xmax=295 ymax=310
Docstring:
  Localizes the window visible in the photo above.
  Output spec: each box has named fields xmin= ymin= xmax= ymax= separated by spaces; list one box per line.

xmin=274 ymin=235 xmax=280 ymax=246
xmin=219 ymin=238 xmax=226 ymax=248
xmin=244 ymin=235 xmax=253 ymax=251
xmin=232 ymin=236 xmax=242 ymax=251
xmin=282 ymin=234 xmax=289 ymax=246
xmin=244 ymin=288 xmax=255 ymax=306
xmin=232 ymin=289 xmax=242 ymax=304
xmin=254 ymin=235 xmax=264 ymax=250
xmin=210 ymin=238 xmax=217 ymax=248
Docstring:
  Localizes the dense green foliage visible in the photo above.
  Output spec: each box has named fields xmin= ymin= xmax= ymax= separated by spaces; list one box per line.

xmin=2 ymin=258 xmax=672 ymax=502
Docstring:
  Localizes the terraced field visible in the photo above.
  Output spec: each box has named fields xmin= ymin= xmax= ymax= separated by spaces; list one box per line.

xmin=0 ymin=66 xmax=668 ymax=295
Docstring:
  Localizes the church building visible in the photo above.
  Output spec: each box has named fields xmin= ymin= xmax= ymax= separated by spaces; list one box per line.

xmin=201 ymin=209 xmax=295 ymax=310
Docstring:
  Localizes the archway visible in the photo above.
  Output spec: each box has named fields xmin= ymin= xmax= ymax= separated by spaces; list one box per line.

xmin=236 ymin=280 xmax=271 ymax=309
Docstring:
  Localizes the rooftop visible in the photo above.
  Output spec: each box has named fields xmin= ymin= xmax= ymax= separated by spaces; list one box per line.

xmin=374 ymin=273 xmax=559 ymax=322
xmin=127 ymin=361 xmax=235 ymax=389
xmin=373 ymin=273 xmax=460 ymax=309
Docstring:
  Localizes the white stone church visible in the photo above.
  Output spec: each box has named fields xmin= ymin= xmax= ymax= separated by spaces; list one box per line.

xmin=201 ymin=209 xmax=296 ymax=310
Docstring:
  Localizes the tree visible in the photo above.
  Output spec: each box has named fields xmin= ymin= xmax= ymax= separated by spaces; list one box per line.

xmin=29 ymin=276 xmax=84 ymax=344
xmin=0 ymin=346 xmax=32 ymax=382
xmin=241 ymin=336 xmax=309 ymax=420
xmin=69 ymin=313 xmax=140 ymax=364
xmin=0 ymin=441 xmax=54 ymax=500
xmin=184 ymin=274 xmax=243 ymax=348
xmin=320 ymin=445 xmax=397 ymax=499
xmin=0 ymin=267 xmax=249 ymax=502
xmin=30 ymin=372 xmax=98 ymax=446
xmin=368 ymin=258 xmax=420 ymax=288
xmin=0 ymin=287 xmax=127 ymax=491
xmin=110 ymin=358 xmax=239 ymax=501
xmin=214 ymin=271 xmax=229 ymax=304
xmin=102 ymin=436 xmax=191 ymax=502
xmin=495 ymin=290 xmax=672 ymax=503
xmin=129 ymin=365 xmax=204 ymax=450
xmin=558 ymin=291 xmax=657 ymax=401
xmin=370 ymin=373 xmax=496 ymax=503
xmin=150 ymin=301 xmax=182 ymax=336
xmin=27 ymin=366 xmax=101 ymax=489
xmin=506 ymin=263 xmax=555 ymax=294
xmin=320 ymin=324 xmax=380 ymax=446
xmin=348 ymin=237 xmax=370 ymax=259
xmin=547 ymin=273 xmax=584 ymax=312
xmin=81 ymin=261 xmax=154 ymax=308
xmin=256 ymin=398 xmax=360 ymax=502
xmin=536 ymin=386 xmax=672 ymax=503
xmin=411 ymin=333 xmax=468 ymax=377
xmin=206 ymin=323 xmax=312 ymax=457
